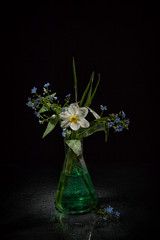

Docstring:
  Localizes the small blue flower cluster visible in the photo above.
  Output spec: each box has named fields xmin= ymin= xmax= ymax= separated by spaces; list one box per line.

xmin=92 ymin=205 xmax=120 ymax=222
xmin=97 ymin=105 xmax=129 ymax=133
xmin=100 ymin=105 xmax=107 ymax=111
xmin=26 ymin=97 xmax=39 ymax=110
xmin=26 ymin=83 xmax=60 ymax=124
xmin=62 ymin=128 xmax=66 ymax=137
xmin=65 ymin=93 xmax=71 ymax=98
xmin=43 ymin=83 xmax=51 ymax=95
xmin=106 ymin=111 xmax=130 ymax=132
xmin=103 ymin=206 xmax=120 ymax=220
xmin=34 ymin=111 xmax=41 ymax=119
xmin=44 ymin=83 xmax=50 ymax=88
xmin=61 ymin=128 xmax=71 ymax=138
xmin=64 ymin=94 xmax=71 ymax=107
xmin=31 ymin=87 xmax=37 ymax=93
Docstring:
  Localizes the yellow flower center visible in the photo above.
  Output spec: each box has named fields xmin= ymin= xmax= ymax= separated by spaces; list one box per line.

xmin=70 ymin=115 xmax=78 ymax=124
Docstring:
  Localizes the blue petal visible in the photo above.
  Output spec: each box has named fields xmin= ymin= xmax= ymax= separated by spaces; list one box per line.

xmin=44 ymin=83 xmax=50 ymax=87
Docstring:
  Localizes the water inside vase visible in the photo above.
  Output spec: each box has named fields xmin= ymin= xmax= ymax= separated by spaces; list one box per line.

xmin=55 ymin=167 xmax=98 ymax=214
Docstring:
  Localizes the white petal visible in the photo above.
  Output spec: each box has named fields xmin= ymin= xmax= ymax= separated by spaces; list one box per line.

xmin=59 ymin=112 xmax=70 ymax=120
xmin=68 ymin=104 xmax=77 ymax=115
xmin=51 ymin=114 xmax=56 ymax=118
xmin=61 ymin=120 xmax=70 ymax=128
xmin=70 ymin=122 xmax=80 ymax=131
xmin=79 ymin=118 xmax=90 ymax=128
xmin=87 ymin=107 xmax=100 ymax=119
xmin=77 ymin=107 xmax=88 ymax=118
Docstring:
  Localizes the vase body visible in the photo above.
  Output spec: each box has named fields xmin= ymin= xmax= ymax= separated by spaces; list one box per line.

xmin=54 ymin=140 xmax=98 ymax=214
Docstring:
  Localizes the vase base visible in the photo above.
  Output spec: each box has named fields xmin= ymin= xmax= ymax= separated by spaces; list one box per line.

xmin=54 ymin=168 xmax=98 ymax=215
xmin=55 ymin=202 xmax=97 ymax=215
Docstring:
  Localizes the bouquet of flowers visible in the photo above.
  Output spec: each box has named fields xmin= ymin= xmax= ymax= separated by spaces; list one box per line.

xmin=26 ymin=58 xmax=129 ymax=154
xmin=26 ymin=58 xmax=129 ymax=215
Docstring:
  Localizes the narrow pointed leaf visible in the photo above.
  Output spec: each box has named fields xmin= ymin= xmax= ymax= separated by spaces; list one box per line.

xmin=76 ymin=121 xmax=106 ymax=139
xmin=38 ymin=107 xmax=47 ymax=114
xmin=95 ymin=116 xmax=109 ymax=122
xmin=42 ymin=115 xmax=58 ymax=138
xmin=84 ymin=72 xmax=94 ymax=107
xmin=73 ymin=57 xmax=78 ymax=102
xmin=79 ymin=71 xmax=94 ymax=107
xmin=90 ymin=73 xmax=100 ymax=103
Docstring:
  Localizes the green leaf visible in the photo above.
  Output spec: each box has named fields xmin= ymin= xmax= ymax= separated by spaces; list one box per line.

xmin=79 ymin=71 xmax=94 ymax=107
xmin=95 ymin=116 xmax=109 ymax=122
xmin=94 ymin=117 xmax=110 ymax=141
xmin=38 ymin=107 xmax=47 ymax=114
xmin=104 ymin=125 xmax=109 ymax=142
xmin=73 ymin=57 xmax=78 ymax=102
xmin=83 ymin=73 xmax=100 ymax=107
xmin=66 ymin=140 xmax=81 ymax=156
xmin=90 ymin=73 xmax=100 ymax=103
xmin=84 ymin=72 xmax=94 ymax=107
xmin=76 ymin=121 xmax=106 ymax=139
xmin=42 ymin=115 xmax=58 ymax=138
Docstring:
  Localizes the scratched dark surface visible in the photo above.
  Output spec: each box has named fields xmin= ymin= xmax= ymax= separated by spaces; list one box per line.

xmin=0 ymin=162 xmax=159 ymax=240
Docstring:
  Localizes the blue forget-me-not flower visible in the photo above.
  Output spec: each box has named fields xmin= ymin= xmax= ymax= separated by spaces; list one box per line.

xmin=44 ymin=83 xmax=50 ymax=87
xmin=108 ymin=122 xmax=114 ymax=127
xmin=62 ymin=128 xmax=66 ymax=137
xmin=100 ymin=105 xmax=107 ymax=111
xmin=115 ymin=125 xmax=123 ymax=132
xmin=114 ymin=211 xmax=120 ymax=217
xmin=65 ymin=93 xmax=71 ymax=98
xmin=31 ymin=87 xmax=37 ymax=93
xmin=34 ymin=111 xmax=41 ymax=118
xmin=104 ymin=206 xmax=114 ymax=214
xmin=126 ymin=119 xmax=130 ymax=126
xmin=121 ymin=111 xmax=126 ymax=119
xmin=115 ymin=118 xmax=120 ymax=123
xmin=43 ymin=87 xmax=47 ymax=93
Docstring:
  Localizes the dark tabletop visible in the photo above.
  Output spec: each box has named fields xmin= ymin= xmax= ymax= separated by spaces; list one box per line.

xmin=0 ymin=162 xmax=159 ymax=240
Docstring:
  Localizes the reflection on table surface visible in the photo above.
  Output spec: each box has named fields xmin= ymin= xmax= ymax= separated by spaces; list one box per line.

xmin=51 ymin=208 xmax=127 ymax=240
xmin=1 ymin=163 xmax=159 ymax=239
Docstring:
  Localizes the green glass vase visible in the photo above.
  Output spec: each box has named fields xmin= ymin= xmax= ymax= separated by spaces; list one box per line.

xmin=54 ymin=140 xmax=98 ymax=214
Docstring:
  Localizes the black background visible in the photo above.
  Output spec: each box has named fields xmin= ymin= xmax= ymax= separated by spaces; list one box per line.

xmin=1 ymin=2 xmax=160 ymax=239
xmin=3 ymin=1 xmax=159 ymax=166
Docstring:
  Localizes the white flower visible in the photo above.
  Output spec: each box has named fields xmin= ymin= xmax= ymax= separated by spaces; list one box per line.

xmin=59 ymin=103 xmax=90 ymax=131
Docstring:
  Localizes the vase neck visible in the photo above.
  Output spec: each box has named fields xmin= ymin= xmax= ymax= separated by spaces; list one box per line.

xmin=63 ymin=139 xmax=87 ymax=174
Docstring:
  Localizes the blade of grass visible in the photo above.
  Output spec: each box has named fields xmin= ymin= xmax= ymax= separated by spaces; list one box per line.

xmin=90 ymin=73 xmax=100 ymax=103
xmin=80 ymin=71 xmax=94 ymax=107
xmin=84 ymin=72 xmax=94 ymax=107
xmin=72 ymin=57 xmax=78 ymax=102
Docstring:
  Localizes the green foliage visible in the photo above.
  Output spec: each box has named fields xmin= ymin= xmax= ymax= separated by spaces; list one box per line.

xmin=42 ymin=115 xmax=59 ymax=138
xmin=79 ymin=71 xmax=94 ymax=107
xmin=76 ymin=121 xmax=109 ymax=142
xmin=83 ymin=72 xmax=94 ymax=107
xmin=27 ymin=58 xmax=129 ymax=141
xmin=38 ymin=106 xmax=48 ymax=114
xmin=89 ymin=73 xmax=100 ymax=105
xmin=66 ymin=140 xmax=82 ymax=156
xmin=82 ymin=73 xmax=100 ymax=107
xmin=72 ymin=57 xmax=78 ymax=103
